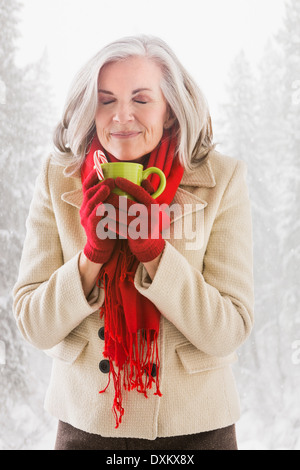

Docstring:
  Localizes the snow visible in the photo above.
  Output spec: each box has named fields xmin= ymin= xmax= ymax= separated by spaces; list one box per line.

xmin=1 ymin=0 xmax=299 ymax=452
xmin=28 ymin=425 xmax=57 ymax=451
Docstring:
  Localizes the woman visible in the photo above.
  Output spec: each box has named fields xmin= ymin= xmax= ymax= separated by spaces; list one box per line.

xmin=13 ymin=35 xmax=254 ymax=451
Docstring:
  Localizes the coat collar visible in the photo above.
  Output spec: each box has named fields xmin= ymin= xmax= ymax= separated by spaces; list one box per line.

xmin=61 ymin=157 xmax=215 ymax=210
xmin=180 ymin=158 xmax=216 ymax=188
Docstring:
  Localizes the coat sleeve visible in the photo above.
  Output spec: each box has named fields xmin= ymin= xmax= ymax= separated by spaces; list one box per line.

xmin=134 ymin=160 xmax=254 ymax=357
xmin=12 ymin=156 xmax=104 ymax=350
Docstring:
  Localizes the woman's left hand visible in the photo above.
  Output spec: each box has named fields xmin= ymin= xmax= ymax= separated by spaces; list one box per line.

xmin=114 ymin=177 xmax=169 ymax=263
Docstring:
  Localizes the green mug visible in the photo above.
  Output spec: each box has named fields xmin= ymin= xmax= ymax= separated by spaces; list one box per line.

xmin=100 ymin=162 xmax=166 ymax=200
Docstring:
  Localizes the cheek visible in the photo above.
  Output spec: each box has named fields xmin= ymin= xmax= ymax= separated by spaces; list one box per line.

xmin=95 ymin=108 xmax=106 ymax=128
xmin=95 ymin=112 xmax=110 ymax=141
xmin=142 ymin=108 xmax=167 ymax=133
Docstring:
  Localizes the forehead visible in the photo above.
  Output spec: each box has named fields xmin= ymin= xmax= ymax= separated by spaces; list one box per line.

xmin=98 ymin=56 xmax=163 ymax=90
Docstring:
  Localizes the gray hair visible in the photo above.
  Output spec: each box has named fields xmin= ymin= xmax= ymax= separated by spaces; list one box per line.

xmin=52 ymin=35 xmax=215 ymax=175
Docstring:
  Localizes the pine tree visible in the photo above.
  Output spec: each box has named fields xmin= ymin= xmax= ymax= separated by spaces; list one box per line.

xmin=216 ymin=50 xmax=258 ymax=162
xmin=216 ymin=0 xmax=300 ymax=449
xmin=276 ymin=0 xmax=300 ymax=270
xmin=0 ymin=0 xmax=56 ymax=449
xmin=272 ymin=0 xmax=300 ymax=445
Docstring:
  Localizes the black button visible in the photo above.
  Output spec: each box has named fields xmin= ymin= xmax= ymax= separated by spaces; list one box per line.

xmin=99 ymin=359 xmax=110 ymax=373
xmin=98 ymin=327 xmax=105 ymax=340
xmin=145 ymin=363 xmax=157 ymax=377
xmin=151 ymin=363 xmax=157 ymax=378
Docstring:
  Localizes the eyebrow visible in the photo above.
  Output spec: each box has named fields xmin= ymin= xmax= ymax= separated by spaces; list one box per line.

xmin=98 ymin=88 xmax=152 ymax=95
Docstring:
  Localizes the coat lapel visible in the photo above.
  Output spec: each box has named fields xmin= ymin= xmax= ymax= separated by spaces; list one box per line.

xmin=180 ymin=158 xmax=216 ymax=188
xmin=169 ymin=158 xmax=215 ymax=223
xmin=61 ymin=188 xmax=83 ymax=209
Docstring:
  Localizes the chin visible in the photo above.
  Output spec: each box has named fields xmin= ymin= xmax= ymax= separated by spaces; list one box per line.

xmin=111 ymin=146 xmax=145 ymax=162
xmin=116 ymin=155 xmax=143 ymax=162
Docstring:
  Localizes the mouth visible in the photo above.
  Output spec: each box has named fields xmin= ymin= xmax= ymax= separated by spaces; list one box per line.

xmin=110 ymin=131 xmax=142 ymax=139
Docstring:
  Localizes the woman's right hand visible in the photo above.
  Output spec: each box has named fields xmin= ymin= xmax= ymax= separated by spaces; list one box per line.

xmin=80 ymin=169 xmax=117 ymax=264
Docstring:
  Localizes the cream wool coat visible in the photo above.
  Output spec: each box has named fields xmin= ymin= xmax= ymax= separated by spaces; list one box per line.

xmin=13 ymin=149 xmax=254 ymax=440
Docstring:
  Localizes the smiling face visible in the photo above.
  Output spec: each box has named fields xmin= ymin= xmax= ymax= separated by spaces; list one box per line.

xmin=95 ymin=56 xmax=171 ymax=161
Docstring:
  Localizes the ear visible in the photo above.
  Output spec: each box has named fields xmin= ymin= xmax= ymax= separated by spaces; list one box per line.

xmin=163 ymin=106 xmax=176 ymax=130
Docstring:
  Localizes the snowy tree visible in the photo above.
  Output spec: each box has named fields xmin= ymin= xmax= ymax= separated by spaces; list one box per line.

xmin=215 ymin=0 xmax=300 ymax=450
xmin=273 ymin=0 xmax=300 ymax=439
xmin=275 ymin=0 xmax=300 ymax=292
xmin=0 ymin=0 xmax=56 ymax=450
xmin=216 ymin=50 xmax=258 ymax=161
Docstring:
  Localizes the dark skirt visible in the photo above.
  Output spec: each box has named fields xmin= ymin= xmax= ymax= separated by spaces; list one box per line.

xmin=54 ymin=420 xmax=238 ymax=451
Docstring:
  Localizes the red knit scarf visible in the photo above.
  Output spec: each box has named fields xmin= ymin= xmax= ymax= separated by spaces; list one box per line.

xmin=81 ymin=129 xmax=184 ymax=428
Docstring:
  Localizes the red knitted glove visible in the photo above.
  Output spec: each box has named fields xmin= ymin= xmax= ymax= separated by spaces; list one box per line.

xmin=140 ymin=178 xmax=155 ymax=195
xmin=80 ymin=170 xmax=117 ymax=264
xmin=114 ymin=177 xmax=169 ymax=263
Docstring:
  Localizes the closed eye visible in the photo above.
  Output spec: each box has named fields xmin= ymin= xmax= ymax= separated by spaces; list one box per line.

xmin=99 ymin=97 xmax=148 ymax=105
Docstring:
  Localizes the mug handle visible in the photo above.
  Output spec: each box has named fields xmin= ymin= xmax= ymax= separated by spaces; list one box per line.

xmin=142 ymin=167 xmax=166 ymax=199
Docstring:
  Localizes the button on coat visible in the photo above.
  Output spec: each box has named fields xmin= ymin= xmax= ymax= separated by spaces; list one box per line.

xmin=98 ymin=327 xmax=105 ymax=340
xmin=99 ymin=359 xmax=110 ymax=374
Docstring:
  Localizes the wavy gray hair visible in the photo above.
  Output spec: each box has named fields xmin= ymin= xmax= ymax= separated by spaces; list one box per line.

xmin=52 ymin=35 xmax=215 ymax=175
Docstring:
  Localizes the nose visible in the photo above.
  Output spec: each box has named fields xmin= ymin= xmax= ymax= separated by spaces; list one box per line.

xmin=112 ymin=102 xmax=134 ymax=124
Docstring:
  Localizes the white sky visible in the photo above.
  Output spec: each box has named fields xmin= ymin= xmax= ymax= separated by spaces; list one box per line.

xmin=15 ymin=0 xmax=286 ymax=119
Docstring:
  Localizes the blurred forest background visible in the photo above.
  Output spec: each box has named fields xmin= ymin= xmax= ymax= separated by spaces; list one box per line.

xmin=0 ymin=0 xmax=299 ymax=450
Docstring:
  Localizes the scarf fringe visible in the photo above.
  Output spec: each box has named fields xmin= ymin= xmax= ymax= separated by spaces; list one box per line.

xmin=97 ymin=244 xmax=162 ymax=429
xmin=99 ymin=329 xmax=161 ymax=429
